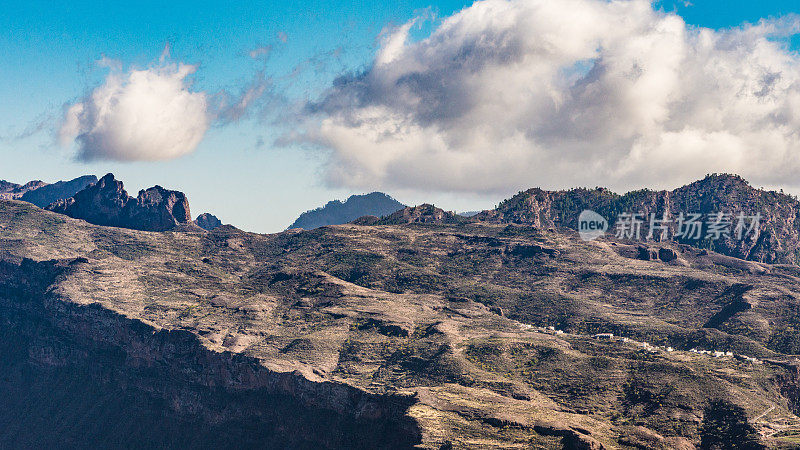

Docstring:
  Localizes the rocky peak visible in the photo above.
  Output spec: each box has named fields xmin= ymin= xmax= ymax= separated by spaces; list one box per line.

xmin=195 ymin=213 xmax=223 ymax=231
xmin=46 ymin=173 xmax=192 ymax=232
xmin=0 ymin=179 xmax=46 ymax=199
xmin=377 ymin=204 xmax=469 ymax=225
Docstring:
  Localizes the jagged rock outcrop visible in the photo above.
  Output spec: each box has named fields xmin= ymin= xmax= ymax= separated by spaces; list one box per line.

xmin=195 ymin=213 xmax=223 ymax=231
xmin=46 ymin=173 xmax=191 ymax=232
xmin=0 ymin=180 xmax=46 ymax=200
xmin=289 ymin=192 xmax=406 ymax=230
xmin=477 ymin=174 xmax=800 ymax=264
xmin=373 ymin=204 xmax=470 ymax=225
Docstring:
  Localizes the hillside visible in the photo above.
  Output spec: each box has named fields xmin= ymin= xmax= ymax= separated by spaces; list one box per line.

xmin=288 ymin=192 xmax=405 ymax=230
xmin=19 ymin=175 xmax=98 ymax=207
xmin=4 ymin=199 xmax=800 ymax=447
xmin=476 ymin=174 xmax=800 ymax=265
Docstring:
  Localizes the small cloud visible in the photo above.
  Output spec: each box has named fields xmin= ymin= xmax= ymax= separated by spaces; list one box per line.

xmin=213 ymin=72 xmax=273 ymax=124
xmin=59 ymin=55 xmax=210 ymax=162
xmin=277 ymin=32 xmax=288 ymax=43
xmin=249 ymin=45 xmax=272 ymax=59
xmin=1 ymin=112 xmax=54 ymax=142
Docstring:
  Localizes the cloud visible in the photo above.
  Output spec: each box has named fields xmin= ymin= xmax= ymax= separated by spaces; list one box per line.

xmin=59 ymin=56 xmax=210 ymax=162
xmin=212 ymin=72 xmax=273 ymax=124
xmin=297 ymin=0 xmax=800 ymax=194
xmin=249 ymin=45 xmax=272 ymax=59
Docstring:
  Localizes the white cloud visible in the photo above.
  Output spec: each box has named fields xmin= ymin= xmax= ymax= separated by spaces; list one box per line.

xmin=59 ymin=58 xmax=210 ymax=161
xmin=299 ymin=0 xmax=800 ymax=194
xmin=249 ymin=45 xmax=272 ymax=59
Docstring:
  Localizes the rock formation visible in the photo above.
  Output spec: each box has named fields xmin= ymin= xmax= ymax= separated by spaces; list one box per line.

xmin=0 ymin=180 xmax=46 ymax=200
xmin=476 ymin=174 xmax=800 ymax=264
xmin=46 ymin=173 xmax=191 ymax=232
xmin=372 ymin=204 xmax=469 ymax=225
xmin=194 ymin=213 xmax=223 ymax=231
xmin=1 ymin=197 xmax=795 ymax=448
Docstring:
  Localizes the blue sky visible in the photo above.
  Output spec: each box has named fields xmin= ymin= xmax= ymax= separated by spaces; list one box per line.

xmin=2 ymin=0 xmax=799 ymax=232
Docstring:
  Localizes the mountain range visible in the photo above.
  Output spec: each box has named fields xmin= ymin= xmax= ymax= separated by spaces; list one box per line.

xmin=3 ymin=178 xmax=800 ymax=447
xmin=0 ymin=175 xmax=97 ymax=207
xmin=474 ymin=173 xmax=800 ymax=264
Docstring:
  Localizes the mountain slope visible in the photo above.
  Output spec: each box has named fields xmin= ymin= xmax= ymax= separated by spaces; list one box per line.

xmin=0 ymin=175 xmax=96 ymax=205
xmin=288 ymin=192 xmax=405 ymax=230
xmin=19 ymin=175 xmax=97 ymax=207
xmin=0 ymin=180 xmax=46 ymax=199
xmin=476 ymin=174 xmax=800 ymax=264
xmin=4 ymin=198 xmax=800 ymax=447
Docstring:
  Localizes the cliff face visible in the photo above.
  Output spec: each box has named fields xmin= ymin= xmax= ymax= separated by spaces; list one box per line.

xmin=477 ymin=174 xmax=800 ymax=264
xmin=0 ymin=258 xmax=420 ymax=449
xmin=46 ymin=173 xmax=191 ymax=232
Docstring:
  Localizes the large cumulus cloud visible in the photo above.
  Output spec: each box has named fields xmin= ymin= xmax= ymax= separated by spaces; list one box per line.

xmin=300 ymin=0 xmax=800 ymax=193
xmin=59 ymin=58 xmax=210 ymax=161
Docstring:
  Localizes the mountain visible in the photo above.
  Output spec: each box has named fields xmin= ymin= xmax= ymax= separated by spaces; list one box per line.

xmin=288 ymin=192 xmax=405 ymax=230
xmin=46 ymin=173 xmax=192 ymax=232
xmin=457 ymin=210 xmax=482 ymax=217
xmin=476 ymin=173 xmax=800 ymax=264
xmin=3 ymin=197 xmax=800 ymax=447
xmin=0 ymin=175 xmax=97 ymax=206
xmin=194 ymin=213 xmax=223 ymax=231
xmin=18 ymin=175 xmax=98 ymax=207
xmin=367 ymin=204 xmax=470 ymax=225
xmin=0 ymin=180 xmax=46 ymax=200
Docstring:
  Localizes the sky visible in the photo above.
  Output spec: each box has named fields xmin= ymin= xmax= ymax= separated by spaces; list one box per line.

xmin=1 ymin=0 xmax=799 ymax=233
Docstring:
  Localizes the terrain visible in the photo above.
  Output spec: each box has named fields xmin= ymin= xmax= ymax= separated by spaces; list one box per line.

xmin=288 ymin=192 xmax=406 ymax=230
xmin=4 ymin=190 xmax=800 ymax=448
xmin=0 ymin=175 xmax=96 ymax=205
xmin=475 ymin=174 xmax=800 ymax=265
xmin=195 ymin=212 xmax=224 ymax=231
xmin=46 ymin=173 xmax=192 ymax=232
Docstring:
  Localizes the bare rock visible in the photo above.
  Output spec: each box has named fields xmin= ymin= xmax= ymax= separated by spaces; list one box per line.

xmin=46 ymin=173 xmax=191 ymax=232
xmin=195 ymin=213 xmax=223 ymax=231
xmin=658 ymin=247 xmax=678 ymax=262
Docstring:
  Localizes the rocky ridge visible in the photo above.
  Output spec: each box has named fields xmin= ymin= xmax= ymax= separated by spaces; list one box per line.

xmin=0 ymin=175 xmax=96 ymax=206
xmin=474 ymin=174 xmax=800 ymax=264
xmin=46 ymin=173 xmax=191 ymax=232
